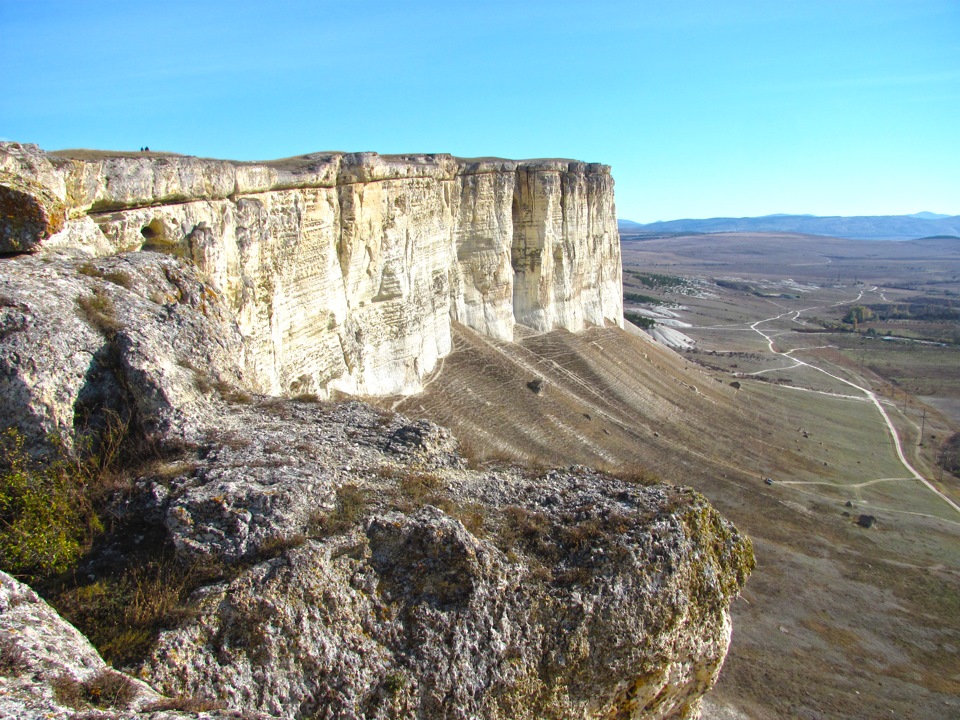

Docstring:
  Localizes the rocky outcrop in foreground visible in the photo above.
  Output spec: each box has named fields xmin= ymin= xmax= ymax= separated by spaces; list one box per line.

xmin=1 ymin=143 xmax=623 ymax=399
xmin=0 ymin=394 xmax=752 ymax=719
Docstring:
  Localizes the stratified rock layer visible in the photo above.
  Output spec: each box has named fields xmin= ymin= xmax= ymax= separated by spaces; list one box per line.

xmin=0 ymin=143 xmax=622 ymax=398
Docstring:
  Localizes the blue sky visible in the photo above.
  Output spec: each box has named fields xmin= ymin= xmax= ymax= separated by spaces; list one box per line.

xmin=1 ymin=0 xmax=958 ymax=222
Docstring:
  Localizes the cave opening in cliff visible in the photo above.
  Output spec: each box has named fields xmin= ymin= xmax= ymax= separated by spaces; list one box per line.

xmin=139 ymin=218 xmax=172 ymax=253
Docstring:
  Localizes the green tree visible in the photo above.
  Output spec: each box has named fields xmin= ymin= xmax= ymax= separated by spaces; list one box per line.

xmin=0 ymin=429 xmax=101 ymax=581
xmin=843 ymin=305 xmax=873 ymax=328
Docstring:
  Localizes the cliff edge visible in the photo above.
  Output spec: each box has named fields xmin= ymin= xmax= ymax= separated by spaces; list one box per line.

xmin=0 ymin=143 xmax=622 ymax=399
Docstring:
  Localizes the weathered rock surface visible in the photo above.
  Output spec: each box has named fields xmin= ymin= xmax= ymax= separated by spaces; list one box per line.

xmin=122 ymin=399 xmax=752 ymax=720
xmin=0 ymin=569 xmax=268 ymax=719
xmin=0 ymin=385 xmax=752 ymax=719
xmin=0 ymin=143 xmax=622 ymax=399
xmin=0 ymin=251 xmax=248 ymax=453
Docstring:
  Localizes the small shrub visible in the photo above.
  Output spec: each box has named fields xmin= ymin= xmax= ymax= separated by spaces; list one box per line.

xmin=83 ymin=669 xmax=137 ymax=709
xmin=497 ymin=505 xmax=554 ymax=559
xmin=77 ymin=261 xmax=134 ymax=290
xmin=205 ymin=429 xmax=252 ymax=450
xmin=313 ymin=484 xmax=371 ymax=536
xmin=0 ymin=429 xmax=100 ymax=581
xmin=143 ymin=696 xmax=224 ymax=712
xmin=51 ymin=674 xmax=85 ymax=708
xmin=0 ymin=636 xmax=27 ymax=677
xmin=256 ymin=533 xmax=307 ymax=560
xmin=608 ymin=466 xmax=662 ymax=486
xmin=76 ymin=290 xmax=122 ymax=337
xmin=451 ymin=503 xmax=486 ymax=538
xmin=398 ymin=471 xmax=443 ymax=499
xmin=102 ymin=270 xmax=133 ymax=289
xmin=192 ymin=372 xmax=214 ymax=394
xmin=77 ymin=261 xmax=99 ymax=278
xmin=215 ymin=379 xmax=253 ymax=404
xmin=292 ymin=392 xmax=321 ymax=403
xmin=259 ymin=397 xmax=291 ymax=418
xmin=49 ymin=553 xmax=230 ymax=668
xmin=384 ymin=671 xmax=407 ymax=695
xmin=52 ymin=669 xmax=136 ymax=709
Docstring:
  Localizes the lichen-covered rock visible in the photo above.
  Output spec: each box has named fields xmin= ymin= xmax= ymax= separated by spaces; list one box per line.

xmin=0 ymin=251 xmax=248 ymax=453
xmin=119 ymin=398 xmax=753 ymax=720
xmin=152 ymin=401 xmax=462 ymax=563
xmin=144 ymin=462 xmax=749 ymax=719
xmin=0 ymin=144 xmax=623 ymax=400
xmin=0 ymin=570 xmax=271 ymax=719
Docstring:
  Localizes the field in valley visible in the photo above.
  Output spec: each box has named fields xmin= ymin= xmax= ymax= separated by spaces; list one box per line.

xmin=622 ymin=232 xmax=960 ymax=718
xmin=383 ymin=231 xmax=960 ymax=719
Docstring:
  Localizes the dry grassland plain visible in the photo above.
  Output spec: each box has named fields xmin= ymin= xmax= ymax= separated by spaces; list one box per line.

xmin=383 ymin=231 xmax=960 ymax=719
xmin=620 ymin=232 xmax=960 ymax=719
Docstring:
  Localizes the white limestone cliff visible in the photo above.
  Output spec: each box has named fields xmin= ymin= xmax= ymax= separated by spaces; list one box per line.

xmin=0 ymin=144 xmax=622 ymax=398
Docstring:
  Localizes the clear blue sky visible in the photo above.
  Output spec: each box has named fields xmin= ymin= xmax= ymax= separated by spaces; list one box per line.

xmin=2 ymin=0 xmax=958 ymax=222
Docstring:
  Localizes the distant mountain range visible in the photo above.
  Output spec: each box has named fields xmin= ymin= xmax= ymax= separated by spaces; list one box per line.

xmin=618 ymin=213 xmax=960 ymax=240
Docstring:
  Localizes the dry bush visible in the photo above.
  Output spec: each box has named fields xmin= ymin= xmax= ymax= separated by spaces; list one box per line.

xmin=451 ymin=502 xmax=486 ymax=538
xmin=455 ymin=435 xmax=522 ymax=470
xmin=256 ymin=533 xmax=307 ymax=560
xmin=102 ymin=270 xmax=133 ymax=289
xmin=215 ymin=379 xmax=253 ymax=404
xmin=75 ymin=290 xmax=122 ymax=337
xmin=291 ymin=393 xmax=321 ymax=403
xmin=313 ymin=484 xmax=371 ymax=537
xmin=0 ymin=636 xmax=27 ymax=677
xmin=51 ymin=674 xmax=85 ymax=708
xmin=52 ymin=669 xmax=136 ymax=710
xmin=49 ymin=550 xmax=239 ymax=669
xmin=192 ymin=371 xmax=214 ymax=395
xmin=143 ymin=696 xmax=225 ymax=712
xmin=76 ymin=261 xmax=133 ymax=290
xmin=606 ymin=466 xmax=663 ymax=486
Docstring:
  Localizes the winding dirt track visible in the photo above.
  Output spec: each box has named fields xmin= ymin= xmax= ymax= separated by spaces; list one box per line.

xmin=742 ymin=290 xmax=960 ymax=516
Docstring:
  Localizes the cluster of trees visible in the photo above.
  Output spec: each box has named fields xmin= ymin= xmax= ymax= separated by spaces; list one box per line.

xmin=869 ymin=301 xmax=960 ymax=322
xmin=842 ymin=299 xmax=959 ymax=326
xmin=842 ymin=305 xmax=874 ymax=327
xmin=623 ymin=292 xmax=663 ymax=305
xmin=624 ymin=312 xmax=656 ymax=329
xmin=941 ymin=433 xmax=960 ymax=476
xmin=626 ymin=271 xmax=687 ymax=289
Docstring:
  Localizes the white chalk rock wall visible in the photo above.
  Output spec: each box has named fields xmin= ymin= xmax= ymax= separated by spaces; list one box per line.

xmin=0 ymin=144 xmax=623 ymax=398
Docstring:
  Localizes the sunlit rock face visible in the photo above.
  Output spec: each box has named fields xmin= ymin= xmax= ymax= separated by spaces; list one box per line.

xmin=0 ymin=143 xmax=623 ymax=398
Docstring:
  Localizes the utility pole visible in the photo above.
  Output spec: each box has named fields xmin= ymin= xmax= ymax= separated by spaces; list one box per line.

xmin=919 ymin=407 xmax=926 ymax=446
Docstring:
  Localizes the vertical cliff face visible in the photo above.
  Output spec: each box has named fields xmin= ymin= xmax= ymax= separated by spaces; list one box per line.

xmin=0 ymin=144 xmax=622 ymax=398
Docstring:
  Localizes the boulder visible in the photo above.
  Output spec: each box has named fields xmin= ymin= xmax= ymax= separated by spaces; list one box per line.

xmin=133 ymin=405 xmax=753 ymax=719
xmin=0 ymin=251 xmax=248 ymax=454
xmin=0 ymin=570 xmax=268 ymax=719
